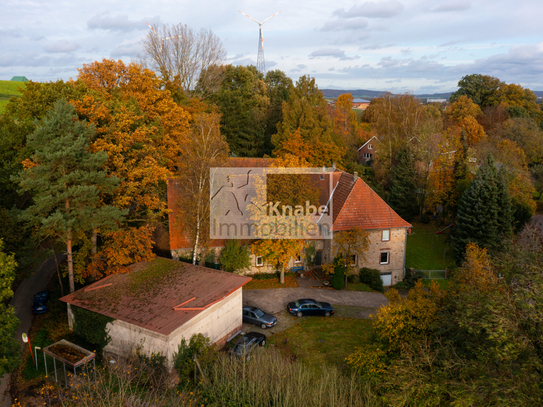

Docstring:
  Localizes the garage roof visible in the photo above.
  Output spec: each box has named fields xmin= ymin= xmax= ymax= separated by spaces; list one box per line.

xmin=60 ymin=258 xmax=251 ymax=336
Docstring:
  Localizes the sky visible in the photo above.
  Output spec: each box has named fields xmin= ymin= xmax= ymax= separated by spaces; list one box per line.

xmin=1 ymin=0 xmax=543 ymax=94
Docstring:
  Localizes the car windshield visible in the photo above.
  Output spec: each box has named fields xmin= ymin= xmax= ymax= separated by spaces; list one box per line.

xmin=254 ymin=309 xmax=265 ymax=318
xmin=315 ymin=301 xmax=322 ymax=307
xmin=294 ymin=301 xmax=300 ymax=307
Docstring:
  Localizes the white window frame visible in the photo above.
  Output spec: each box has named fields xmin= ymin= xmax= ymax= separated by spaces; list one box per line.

xmin=380 ymin=251 xmax=390 ymax=265
xmin=368 ymin=144 xmax=373 ymax=150
xmin=294 ymin=255 xmax=302 ymax=264
xmin=350 ymin=254 xmax=357 ymax=266
xmin=256 ymin=256 xmax=264 ymax=267
xmin=382 ymin=229 xmax=390 ymax=242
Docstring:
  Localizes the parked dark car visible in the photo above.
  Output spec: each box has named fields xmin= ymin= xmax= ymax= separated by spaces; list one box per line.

xmin=230 ymin=332 xmax=266 ymax=360
xmin=32 ymin=291 xmax=50 ymax=315
xmin=287 ymin=298 xmax=334 ymax=318
xmin=242 ymin=306 xmax=277 ymax=329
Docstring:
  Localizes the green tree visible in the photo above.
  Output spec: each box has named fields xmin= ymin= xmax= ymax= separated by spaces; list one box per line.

xmin=219 ymin=240 xmax=251 ymax=273
xmin=0 ymin=239 xmax=20 ymax=377
xmin=212 ymin=65 xmax=270 ymax=157
xmin=450 ymin=74 xmax=503 ymax=107
xmin=388 ymin=148 xmax=418 ymax=221
xmin=264 ymin=69 xmax=293 ymax=154
xmin=272 ymin=75 xmax=338 ymax=152
xmin=452 ymin=154 xmax=511 ymax=259
xmin=13 ymin=99 xmax=125 ymax=300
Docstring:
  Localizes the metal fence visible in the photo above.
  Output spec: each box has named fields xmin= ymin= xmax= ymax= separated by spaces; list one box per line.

xmin=419 ymin=270 xmax=447 ymax=279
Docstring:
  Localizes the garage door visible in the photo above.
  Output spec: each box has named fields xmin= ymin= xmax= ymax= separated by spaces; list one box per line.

xmin=380 ymin=274 xmax=392 ymax=286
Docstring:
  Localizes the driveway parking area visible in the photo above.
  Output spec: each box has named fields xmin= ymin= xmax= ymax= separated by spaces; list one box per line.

xmin=242 ymin=287 xmax=388 ymax=315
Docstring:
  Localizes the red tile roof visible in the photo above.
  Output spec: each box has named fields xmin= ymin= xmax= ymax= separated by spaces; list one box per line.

xmin=330 ymin=172 xmax=411 ymax=231
xmin=168 ymin=162 xmax=410 ymax=250
xmin=60 ymin=258 xmax=251 ymax=336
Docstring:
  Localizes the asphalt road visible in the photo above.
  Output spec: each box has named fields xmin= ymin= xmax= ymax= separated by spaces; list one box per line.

xmin=0 ymin=254 xmax=64 ymax=407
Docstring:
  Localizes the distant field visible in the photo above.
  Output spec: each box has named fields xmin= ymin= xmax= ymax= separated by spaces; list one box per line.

xmin=0 ymin=80 xmax=26 ymax=113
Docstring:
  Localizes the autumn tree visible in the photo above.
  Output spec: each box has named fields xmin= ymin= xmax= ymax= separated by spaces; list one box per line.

xmin=178 ymin=112 xmax=229 ymax=264
xmin=14 ymin=100 xmax=125 ymax=326
xmin=140 ymin=23 xmax=227 ymax=91
xmin=0 ymin=239 xmax=20 ymax=376
xmin=330 ymin=227 xmax=370 ymax=288
xmin=365 ymin=94 xmax=425 ymax=189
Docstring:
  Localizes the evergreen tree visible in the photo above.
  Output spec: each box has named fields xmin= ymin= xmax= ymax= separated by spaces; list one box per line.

xmin=212 ymin=65 xmax=270 ymax=157
xmin=388 ymin=148 xmax=418 ymax=221
xmin=496 ymin=167 xmax=514 ymax=236
xmin=452 ymin=154 xmax=511 ymax=260
xmin=13 ymin=99 xmax=125 ymax=298
xmin=0 ymin=239 xmax=20 ymax=376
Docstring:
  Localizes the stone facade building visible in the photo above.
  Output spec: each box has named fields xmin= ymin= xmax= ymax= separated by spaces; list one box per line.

xmin=168 ymin=158 xmax=411 ymax=286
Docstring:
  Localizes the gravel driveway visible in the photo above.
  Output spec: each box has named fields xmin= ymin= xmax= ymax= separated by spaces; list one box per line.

xmin=242 ymin=287 xmax=388 ymax=315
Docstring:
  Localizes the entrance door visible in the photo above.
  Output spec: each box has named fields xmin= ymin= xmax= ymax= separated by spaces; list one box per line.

xmin=315 ymin=251 xmax=322 ymax=266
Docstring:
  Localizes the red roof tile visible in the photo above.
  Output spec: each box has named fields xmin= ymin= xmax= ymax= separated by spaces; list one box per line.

xmin=331 ymin=172 xmax=411 ymax=231
xmin=60 ymin=258 xmax=251 ymax=336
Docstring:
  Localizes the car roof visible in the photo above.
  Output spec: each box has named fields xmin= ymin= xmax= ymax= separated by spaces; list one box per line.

xmin=245 ymin=332 xmax=266 ymax=339
xmin=242 ymin=306 xmax=260 ymax=312
xmin=297 ymin=298 xmax=317 ymax=304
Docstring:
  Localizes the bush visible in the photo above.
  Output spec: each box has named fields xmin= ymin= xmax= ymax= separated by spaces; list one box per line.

xmin=330 ymin=257 xmax=345 ymax=290
xmin=359 ymin=268 xmax=384 ymax=293
xmin=72 ymin=305 xmax=113 ymax=351
xmin=173 ymin=333 xmax=217 ymax=382
xmin=404 ymin=269 xmax=424 ymax=288
xmin=421 ymin=213 xmax=431 ymax=224
xmin=348 ymin=274 xmax=360 ymax=284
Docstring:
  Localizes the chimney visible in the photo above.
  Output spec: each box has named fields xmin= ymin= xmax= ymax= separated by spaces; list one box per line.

xmin=353 ymin=172 xmax=358 ymax=182
xmin=332 ymin=162 xmax=336 ymax=170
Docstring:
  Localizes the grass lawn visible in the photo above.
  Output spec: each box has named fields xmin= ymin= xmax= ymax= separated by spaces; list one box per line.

xmin=343 ymin=282 xmax=374 ymax=292
xmin=406 ymin=222 xmax=457 ymax=270
xmin=0 ymin=79 xmax=25 ymax=113
xmin=268 ymin=316 xmax=374 ymax=370
xmin=244 ymin=275 xmax=298 ymax=289
xmin=422 ymin=278 xmax=450 ymax=290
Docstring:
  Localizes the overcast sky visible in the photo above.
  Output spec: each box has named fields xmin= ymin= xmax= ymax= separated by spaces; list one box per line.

xmin=1 ymin=0 xmax=543 ymax=94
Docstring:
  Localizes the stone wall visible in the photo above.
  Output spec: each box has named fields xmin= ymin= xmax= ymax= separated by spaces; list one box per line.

xmin=355 ymin=227 xmax=408 ymax=285
xmin=104 ymin=287 xmax=243 ymax=367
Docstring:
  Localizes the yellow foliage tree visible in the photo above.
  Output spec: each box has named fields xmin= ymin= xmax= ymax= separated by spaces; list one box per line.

xmin=373 ymin=280 xmax=443 ymax=353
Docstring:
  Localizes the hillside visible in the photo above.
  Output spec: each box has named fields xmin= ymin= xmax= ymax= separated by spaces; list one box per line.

xmin=0 ymin=80 xmax=26 ymax=113
xmin=321 ymin=88 xmax=543 ymax=100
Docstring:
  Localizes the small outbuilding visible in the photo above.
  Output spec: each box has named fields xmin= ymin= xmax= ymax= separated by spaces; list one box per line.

xmin=10 ymin=76 xmax=29 ymax=82
xmin=60 ymin=258 xmax=251 ymax=366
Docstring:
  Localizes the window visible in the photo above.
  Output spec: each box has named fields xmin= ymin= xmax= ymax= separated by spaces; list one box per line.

xmin=320 ymin=174 xmax=325 ymax=180
xmin=382 ymin=229 xmax=390 ymax=241
xmin=295 ymin=255 xmax=302 ymax=263
xmin=351 ymin=254 xmax=357 ymax=266
xmin=380 ymin=251 xmax=389 ymax=265
xmin=368 ymin=144 xmax=373 ymax=149
xmin=256 ymin=256 xmax=263 ymax=266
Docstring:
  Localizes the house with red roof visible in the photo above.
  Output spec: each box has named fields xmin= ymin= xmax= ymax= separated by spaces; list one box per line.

xmin=168 ymin=158 xmax=411 ymax=286
xmin=60 ymin=258 xmax=251 ymax=366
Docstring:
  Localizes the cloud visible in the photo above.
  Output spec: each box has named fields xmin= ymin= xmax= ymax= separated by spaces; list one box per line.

xmin=430 ymin=0 xmax=471 ymax=12
xmin=309 ymin=48 xmax=360 ymax=61
xmin=320 ymin=18 xmax=368 ymax=32
xmin=87 ymin=14 xmax=158 ymax=32
xmin=44 ymin=40 xmax=79 ymax=53
xmin=333 ymin=1 xmax=404 ymax=19
xmin=0 ymin=29 xmax=22 ymax=38
xmin=291 ymin=64 xmax=307 ymax=72
xmin=110 ymin=41 xmax=142 ymax=57
xmin=358 ymin=43 xmax=395 ymax=50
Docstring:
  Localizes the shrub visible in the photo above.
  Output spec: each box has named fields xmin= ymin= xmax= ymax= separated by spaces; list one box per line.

xmin=359 ymin=267 xmax=384 ymax=293
xmin=348 ymin=274 xmax=360 ymax=284
xmin=173 ymin=333 xmax=217 ymax=382
xmin=421 ymin=213 xmax=431 ymax=224
xmin=72 ymin=305 xmax=113 ymax=351
xmin=404 ymin=269 xmax=424 ymax=288
xmin=219 ymin=240 xmax=251 ymax=273
xmin=330 ymin=256 xmax=345 ymax=290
